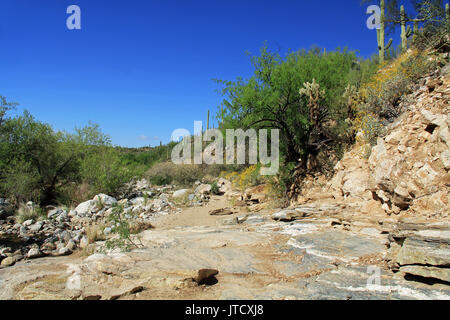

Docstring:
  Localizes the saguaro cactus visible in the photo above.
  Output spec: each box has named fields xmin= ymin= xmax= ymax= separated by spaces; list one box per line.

xmin=377 ymin=0 xmax=393 ymax=64
xmin=446 ymin=3 xmax=449 ymax=24
xmin=400 ymin=5 xmax=413 ymax=52
xmin=207 ymin=109 xmax=210 ymax=130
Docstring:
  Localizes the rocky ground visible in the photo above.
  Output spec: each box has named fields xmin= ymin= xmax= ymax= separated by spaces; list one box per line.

xmin=0 ymin=191 xmax=449 ymax=300
xmin=0 ymin=64 xmax=449 ymax=300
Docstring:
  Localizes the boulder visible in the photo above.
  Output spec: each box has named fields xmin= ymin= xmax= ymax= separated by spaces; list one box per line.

xmin=172 ymin=189 xmax=190 ymax=198
xmin=244 ymin=185 xmax=267 ymax=203
xmin=27 ymin=248 xmax=42 ymax=259
xmin=74 ymin=200 xmax=99 ymax=216
xmin=1 ymin=256 xmax=15 ymax=267
xmin=195 ymin=184 xmax=212 ymax=195
xmin=209 ymin=208 xmax=233 ymax=216
xmin=93 ymin=194 xmax=117 ymax=208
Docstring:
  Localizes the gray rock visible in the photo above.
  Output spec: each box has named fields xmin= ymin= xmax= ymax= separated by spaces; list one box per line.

xmin=80 ymin=236 xmax=89 ymax=249
xmin=66 ymin=240 xmax=76 ymax=251
xmin=27 ymin=248 xmax=42 ymax=259
xmin=22 ymin=219 xmax=34 ymax=227
xmin=396 ymin=237 xmax=450 ymax=267
xmin=1 ymin=256 xmax=15 ymax=267
xmin=360 ymin=228 xmax=382 ymax=237
xmin=195 ymin=184 xmax=212 ymax=195
xmin=130 ymin=197 xmax=145 ymax=206
xmin=74 ymin=200 xmax=98 ymax=216
xmin=244 ymin=215 xmax=266 ymax=225
xmin=29 ymin=222 xmax=44 ymax=233
xmin=93 ymin=194 xmax=117 ymax=208
xmin=60 ymin=230 xmax=72 ymax=243
xmin=400 ymin=265 xmax=450 ymax=283
xmin=47 ymin=209 xmax=62 ymax=219
xmin=57 ymin=247 xmax=71 ymax=256
xmin=271 ymin=210 xmax=299 ymax=222
xmin=172 ymin=189 xmax=190 ymax=198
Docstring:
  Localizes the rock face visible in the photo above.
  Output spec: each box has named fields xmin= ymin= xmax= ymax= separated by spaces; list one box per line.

xmin=328 ymin=68 xmax=450 ymax=218
xmin=386 ymin=220 xmax=450 ymax=283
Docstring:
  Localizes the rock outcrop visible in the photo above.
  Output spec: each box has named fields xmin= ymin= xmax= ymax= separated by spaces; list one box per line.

xmin=328 ymin=67 xmax=449 ymax=218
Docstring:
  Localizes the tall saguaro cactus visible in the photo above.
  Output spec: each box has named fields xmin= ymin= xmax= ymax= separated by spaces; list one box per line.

xmin=377 ymin=0 xmax=393 ymax=64
xmin=446 ymin=3 xmax=449 ymax=24
xmin=400 ymin=5 xmax=413 ymax=53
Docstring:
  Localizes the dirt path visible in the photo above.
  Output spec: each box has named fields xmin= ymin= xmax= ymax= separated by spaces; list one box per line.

xmin=153 ymin=196 xmax=242 ymax=229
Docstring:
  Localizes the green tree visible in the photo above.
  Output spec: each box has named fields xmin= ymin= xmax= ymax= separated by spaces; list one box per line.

xmin=215 ymin=46 xmax=367 ymax=174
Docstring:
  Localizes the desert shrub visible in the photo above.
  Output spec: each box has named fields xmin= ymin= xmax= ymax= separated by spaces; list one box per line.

xmin=413 ymin=21 xmax=450 ymax=53
xmin=15 ymin=202 xmax=46 ymax=223
xmin=350 ymin=49 xmax=438 ymax=149
xmin=221 ymin=165 xmax=265 ymax=192
xmin=210 ymin=181 xmax=220 ymax=195
xmin=104 ymin=204 xmax=143 ymax=252
xmin=85 ymin=223 xmax=107 ymax=243
xmin=80 ymin=147 xmax=138 ymax=197
xmin=57 ymin=182 xmax=95 ymax=208
xmin=1 ymin=160 xmax=41 ymax=204
xmin=147 ymin=162 xmax=207 ymax=186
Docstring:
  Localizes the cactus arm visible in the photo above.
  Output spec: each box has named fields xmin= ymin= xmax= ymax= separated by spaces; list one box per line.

xmin=385 ymin=38 xmax=393 ymax=51
xmin=406 ymin=25 xmax=412 ymax=38
xmin=446 ymin=3 xmax=449 ymax=24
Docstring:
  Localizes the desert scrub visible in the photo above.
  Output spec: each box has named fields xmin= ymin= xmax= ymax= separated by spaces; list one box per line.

xmin=210 ymin=181 xmax=220 ymax=195
xmin=349 ymin=49 xmax=437 ymax=154
xmin=85 ymin=223 xmax=107 ymax=243
xmin=104 ymin=204 xmax=144 ymax=252
xmin=15 ymin=203 xmax=46 ymax=223
xmin=222 ymin=165 xmax=264 ymax=192
xmin=146 ymin=162 xmax=204 ymax=186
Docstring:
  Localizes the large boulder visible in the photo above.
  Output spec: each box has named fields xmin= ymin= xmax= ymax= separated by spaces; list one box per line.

xmin=74 ymin=200 xmax=99 ymax=217
xmin=217 ymin=178 xmax=232 ymax=195
xmin=172 ymin=189 xmax=189 ymax=198
xmin=93 ymin=194 xmax=117 ymax=208
xmin=195 ymin=184 xmax=211 ymax=195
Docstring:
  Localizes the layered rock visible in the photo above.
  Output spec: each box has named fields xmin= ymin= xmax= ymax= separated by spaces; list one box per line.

xmin=328 ymin=67 xmax=450 ymax=217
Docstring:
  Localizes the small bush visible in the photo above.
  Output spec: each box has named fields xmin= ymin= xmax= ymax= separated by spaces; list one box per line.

xmin=104 ymin=204 xmax=144 ymax=252
xmin=147 ymin=162 xmax=208 ymax=187
xmin=15 ymin=203 xmax=46 ymax=223
xmin=210 ymin=181 xmax=220 ymax=195
xmin=85 ymin=224 xmax=107 ymax=243
xmin=80 ymin=147 xmax=138 ymax=197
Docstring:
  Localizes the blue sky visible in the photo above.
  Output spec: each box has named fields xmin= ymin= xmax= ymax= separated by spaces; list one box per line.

xmin=0 ymin=0 xmax=404 ymax=147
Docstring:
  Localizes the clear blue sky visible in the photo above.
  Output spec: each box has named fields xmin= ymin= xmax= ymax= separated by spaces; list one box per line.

xmin=0 ymin=0 xmax=402 ymax=147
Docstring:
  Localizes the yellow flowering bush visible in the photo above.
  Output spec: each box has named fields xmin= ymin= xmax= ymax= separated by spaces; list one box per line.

xmin=348 ymin=49 xmax=435 ymax=156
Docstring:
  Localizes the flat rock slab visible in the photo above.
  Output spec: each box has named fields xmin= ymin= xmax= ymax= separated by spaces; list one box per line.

xmin=288 ymin=230 xmax=386 ymax=262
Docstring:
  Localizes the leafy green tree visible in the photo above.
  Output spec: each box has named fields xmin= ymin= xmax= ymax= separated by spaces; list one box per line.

xmin=215 ymin=46 xmax=366 ymax=173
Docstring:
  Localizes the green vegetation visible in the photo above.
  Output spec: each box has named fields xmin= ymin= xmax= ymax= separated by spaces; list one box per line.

xmin=0 ymin=101 xmax=176 ymax=208
xmin=104 ymin=204 xmax=144 ymax=252
xmin=215 ymin=0 xmax=449 ymax=197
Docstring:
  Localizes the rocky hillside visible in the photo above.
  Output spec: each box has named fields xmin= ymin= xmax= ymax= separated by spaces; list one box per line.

xmin=296 ymin=63 xmax=449 ymax=219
